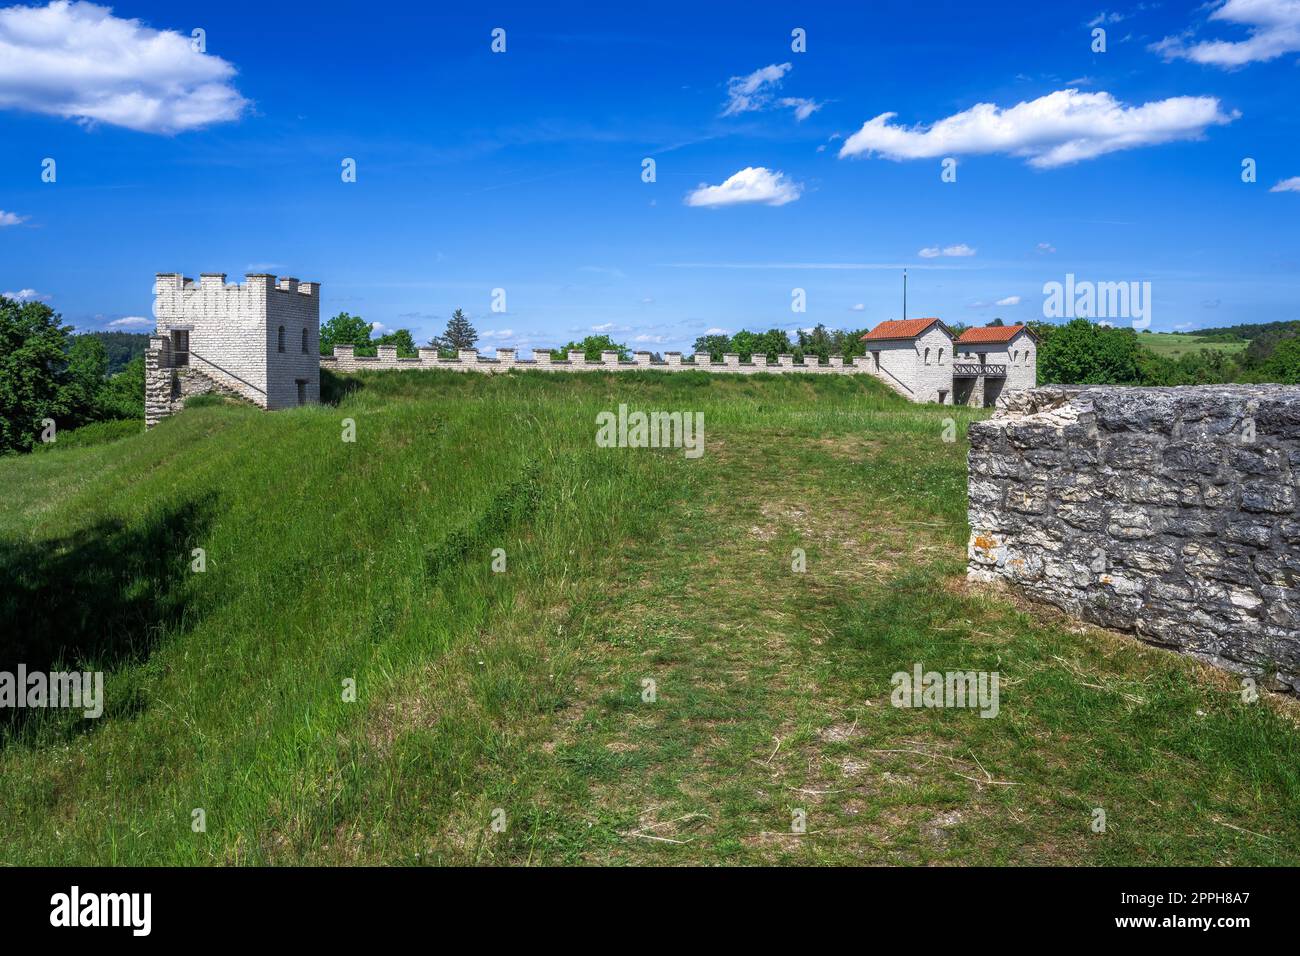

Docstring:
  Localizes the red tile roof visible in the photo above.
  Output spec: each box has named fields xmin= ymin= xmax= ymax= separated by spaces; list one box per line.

xmin=956 ymin=324 xmax=1033 ymax=345
xmin=860 ymin=317 xmax=947 ymax=341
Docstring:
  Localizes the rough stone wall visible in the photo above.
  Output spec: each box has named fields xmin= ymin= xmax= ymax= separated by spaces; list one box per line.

xmin=144 ymin=335 xmax=173 ymax=428
xmin=145 ymin=333 xmax=249 ymax=428
xmin=968 ymin=385 xmax=1300 ymax=691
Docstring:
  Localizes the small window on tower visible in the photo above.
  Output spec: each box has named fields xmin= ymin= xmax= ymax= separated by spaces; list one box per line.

xmin=302 ymin=328 xmax=308 ymax=353
xmin=171 ymin=329 xmax=189 ymax=367
xmin=278 ymin=326 xmax=285 ymax=353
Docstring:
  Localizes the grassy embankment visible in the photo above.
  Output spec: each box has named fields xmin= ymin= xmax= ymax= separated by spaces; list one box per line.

xmin=2 ymin=369 xmax=1297 ymax=864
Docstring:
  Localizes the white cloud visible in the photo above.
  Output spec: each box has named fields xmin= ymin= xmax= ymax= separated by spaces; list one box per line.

xmin=634 ymin=334 xmax=665 ymax=344
xmin=996 ymin=295 xmax=1022 ymax=306
xmin=686 ymin=166 xmax=803 ymax=207
xmin=780 ymin=96 xmax=822 ymax=121
xmin=0 ymin=1 xmax=249 ymax=134
xmin=1088 ymin=11 xmax=1130 ymax=28
xmin=0 ymin=209 xmax=27 ymax=226
xmin=723 ymin=62 xmax=791 ymax=116
xmin=108 ymin=315 xmax=151 ymax=328
xmin=705 ymin=327 xmax=729 ymax=336
xmin=1037 ymin=241 xmax=1057 ymax=253
xmin=591 ymin=322 xmax=615 ymax=332
xmin=1152 ymin=0 xmax=1300 ymax=68
xmin=480 ymin=328 xmax=514 ymax=340
xmin=918 ymin=244 xmax=976 ymax=258
xmin=640 ymin=297 xmax=654 ymax=304
xmin=850 ymin=303 xmax=865 ymax=311
xmin=4 ymin=288 xmax=49 ymax=301
xmin=839 ymin=89 xmax=1237 ymax=168
xmin=1271 ymin=175 xmax=1300 ymax=192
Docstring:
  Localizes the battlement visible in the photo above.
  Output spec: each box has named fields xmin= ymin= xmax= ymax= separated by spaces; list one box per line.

xmin=155 ymin=272 xmax=319 ymax=296
xmin=151 ymin=269 xmax=320 ymax=417
xmin=320 ymin=346 xmax=856 ymax=377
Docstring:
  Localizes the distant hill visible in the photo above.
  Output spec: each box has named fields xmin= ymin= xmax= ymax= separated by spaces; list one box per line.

xmin=81 ymin=331 xmax=150 ymax=374
xmin=1188 ymin=320 xmax=1300 ymax=343
xmin=1136 ymin=331 xmax=1248 ymax=361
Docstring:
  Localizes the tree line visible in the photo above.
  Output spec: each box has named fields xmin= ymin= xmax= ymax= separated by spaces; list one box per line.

xmin=323 ymin=308 xmax=1300 ymax=385
xmin=0 ymin=296 xmax=144 ymax=454
xmin=6 ymin=296 xmax=1297 ymax=456
xmin=1033 ymin=318 xmax=1300 ymax=386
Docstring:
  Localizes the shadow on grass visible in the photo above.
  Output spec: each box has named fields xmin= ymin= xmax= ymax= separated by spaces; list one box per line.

xmin=321 ymin=368 xmax=363 ymax=405
xmin=0 ymin=495 xmax=217 ymax=743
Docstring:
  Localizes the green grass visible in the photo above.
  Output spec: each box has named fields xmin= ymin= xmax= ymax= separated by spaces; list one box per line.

xmin=25 ymin=417 xmax=143 ymax=454
xmin=1 ymin=369 xmax=1297 ymax=865
xmin=1137 ymin=331 xmax=1248 ymax=360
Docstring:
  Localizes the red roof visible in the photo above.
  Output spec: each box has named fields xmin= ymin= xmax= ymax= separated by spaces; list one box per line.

xmin=956 ymin=324 xmax=1033 ymax=345
xmin=860 ymin=317 xmax=947 ymax=341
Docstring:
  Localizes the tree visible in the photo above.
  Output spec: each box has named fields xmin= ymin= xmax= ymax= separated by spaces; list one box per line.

xmin=374 ymin=328 xmax=418 ymax=357
xmin=692 ymin=333 xmax=731 ymax=360
xmin=840 ymin=328 xmax=872 ymax=360
xmin=84 ymin=331 xmax=150 ymax=374
xmin=431 ymin=309 xmax=478 ymax=354
xmin=96 ymin=356 xmax=146 ymax=420
xmin=1037 ymin=318 xmax=1142 ymax=385
xmin=553 ymin=334 xmax=630 ymax=362
xmin=1257 ymin=337 xmax=1300 ymax=384
xmin=63 ymin=335 xmax=109 ymax=427
xmin=986 ymin=317 xmax=1005 ymax=327
xmin=319 ymin=312 xmax=373 ymax=355
xmin=797 ymin=324 xmax=834 ymax=361
xmin=0 ymin=296 xmax=71 ymax=453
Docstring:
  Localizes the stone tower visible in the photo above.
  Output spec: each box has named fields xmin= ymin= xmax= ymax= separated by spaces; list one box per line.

xmin=146 ymin=272 xmax=320 ymax=427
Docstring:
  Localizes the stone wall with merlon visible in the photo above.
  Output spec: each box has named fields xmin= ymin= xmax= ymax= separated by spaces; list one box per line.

xmin=319 ymin=347 xmax=957 ymax=383
xmin=967 ymin=385 xmax=1300 ymax=691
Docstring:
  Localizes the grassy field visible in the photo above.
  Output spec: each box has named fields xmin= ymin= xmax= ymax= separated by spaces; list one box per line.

xmin=1137 ymin=331 xmax=1248 ymax=360
xmin=2 ymin=369 xmax=1298 ymax=865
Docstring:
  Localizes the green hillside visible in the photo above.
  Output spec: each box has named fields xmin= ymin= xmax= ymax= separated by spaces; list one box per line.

xmin=1136 ymin=331 xmax=1248 ymax=360
xmin=2 ymin=370 xmax=1298 ymax=865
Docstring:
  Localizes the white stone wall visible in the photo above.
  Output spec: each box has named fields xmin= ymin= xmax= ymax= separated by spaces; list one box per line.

xmin=859 ymin=326 xmax=955 ymax=403
xmin=956 ymin=330 xmax=1038 ymax=392
xmin=321 ymin=344 xmax=967 ymax=405
xmin=1004 ymin=331 xmax=1037 ymax=391
xmin=153 ymin=273 xmax=320 ymax=411
xmin=265 ymin=278 xmax=321 ymax=409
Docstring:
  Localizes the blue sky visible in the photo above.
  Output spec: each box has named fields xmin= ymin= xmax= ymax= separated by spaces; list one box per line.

xmin=0 ymin=0 xmax=1297 ymax=351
